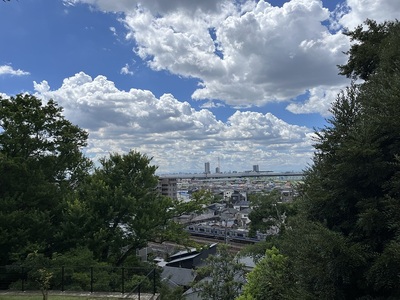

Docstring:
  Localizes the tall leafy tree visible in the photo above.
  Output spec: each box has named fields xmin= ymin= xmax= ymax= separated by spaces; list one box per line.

xmin=338 ymin=19 xmax=400 ymax=81
xmin=62 ymin=150 xmax=209 ymax=266
xmin=274 ymin=19 xmax=400 ymax=298
xmin=248 ymin=190 xmax=294 ymax=237
xmin=193 ymin=244 xmax=246 ymax=300
xmin=65 ymin=151 xmax=162 ymax=265
xmin=237 ymin=247 xmax=295 ymax=300
xmin=0 ymin=94 xmax=91 ymax=265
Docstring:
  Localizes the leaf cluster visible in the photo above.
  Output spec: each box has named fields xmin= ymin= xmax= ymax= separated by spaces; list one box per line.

xmin=0 ymin=94 xmax=203 ymax=276
xmin=242 ymin=19 xmax=400 ymax=299
xmin=193 ymin=244 xmax=246 ymax=300
xmin=338 ymin=19 xmax=400 ymax=80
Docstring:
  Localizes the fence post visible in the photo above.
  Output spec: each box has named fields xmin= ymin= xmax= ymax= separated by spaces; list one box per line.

xmin=121 ymin=267 xmax=125 ymax=294
xmin=21 ymin=266 xmax=24 ymax=292
xmin=138 ymin=283 xmax=141 ymax=300
xmin=61 ymin=266 xmax=65 ymax=292
xmin=153 ymin=268 xmax=156 ymax=295
xmin=90 ymin=267 xmax=94 ymax=293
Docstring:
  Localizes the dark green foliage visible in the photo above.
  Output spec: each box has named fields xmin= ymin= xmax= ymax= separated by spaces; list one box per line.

xmin=0 ymin=94 xmax=204 ymax=294
xmin=338 ymin=19 xmax=400 ymax=80
xmin=7 ymin=247 xmax=156 ymax=293
xmin=0 ymin=95 xmax=91 ymax=265
xmin=238 ymin=247 xmax=295 ymax=300
xmin=60 ymin=150 xmax=204 ymax=266
xmin=10 ymin=252 xmax=54 ymax=300
xmin=158 ymin=283 xmax=185 ymax=300
xmin=0 ymin=94 xmax=91 ymax=185
xmin=248 ymin=190 xmax=296 ymax=237
xmin=193 ymin=244 xmax=245 ymax=300
xmin=50 ymin=247 xmax=110 ymax=292
xmin=60 ymin=151 xmax=162 ymax=265
xmin=281 ymin=218 xmax=369 ymax=300
xmin=268 ymin=19 xmax=400 ymax=299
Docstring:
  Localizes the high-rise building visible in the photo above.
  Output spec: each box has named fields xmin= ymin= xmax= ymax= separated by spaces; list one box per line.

xmin=253 ymin=165 xmax=259 ymax=172
xmin=205 ymin=162 xmax=210 ymax=174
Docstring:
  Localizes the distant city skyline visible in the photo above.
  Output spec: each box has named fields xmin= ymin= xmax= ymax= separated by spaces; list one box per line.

xmin=158 ymin=167 xmax=302 ymax=179
xmin=161 ymin=161 xmax=271 ymax=176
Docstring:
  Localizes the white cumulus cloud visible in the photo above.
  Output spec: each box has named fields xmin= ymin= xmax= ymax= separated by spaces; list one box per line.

xmin=0 ymin=65 xmax=30 ymax=76
xmin=65 ymin=0 xmax=400 ymax=115
xmin=33 ymin=72 xmax=314 ymax=173
xmin=65 ymin=0 xmax=400 ymax=116
xmin=123 ymin=0 xmax=350 ymax=108
xmin=120 ymin=63 xmax=134 ymax=75
xmin=338 ymin=0 xmax=400 ymax=30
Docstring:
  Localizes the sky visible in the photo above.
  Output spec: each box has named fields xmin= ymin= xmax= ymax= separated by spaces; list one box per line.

xmin=0 ymin=0 xmax=399 ymax=175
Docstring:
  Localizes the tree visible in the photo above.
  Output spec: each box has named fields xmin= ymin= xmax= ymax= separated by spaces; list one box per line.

xmin=0 ymin=94 xmax=91 ymax=186
xmin=273 ymin=19 xmax=400 ymax=298
xmin=338 ymin=19 xmax=400 ymax=80
xmin=292 ymin=76 xmax=400 ymax=298
xmin=279 ymin=218 xmax=367 ymax=300
xmin=193 ymin=244 xmax=246 ymax=300
xmin=0 ymin=94 xmax=91 ymax=265
xmin=158 ymin=283 xmax=185 ymax=300
xmin=62 ymin=150 xmax=161 ymax=265
xmin=247 ymin=190 xmax=294 ymax=237
xmin=23 ymin=251 xmax=53 ymax=300
xmin=62 ymin=150 xmax=208 ymax=266
xmin=237 ymin=247 xmax=294 ymax=300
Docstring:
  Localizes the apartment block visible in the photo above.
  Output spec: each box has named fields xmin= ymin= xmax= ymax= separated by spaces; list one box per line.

xmin=157 ymin=177 xmax=178 ymax=199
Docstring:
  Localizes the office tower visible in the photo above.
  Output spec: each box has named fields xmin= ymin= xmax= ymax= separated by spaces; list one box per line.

xmin=205 ymin=162 xmax=210 ymax=174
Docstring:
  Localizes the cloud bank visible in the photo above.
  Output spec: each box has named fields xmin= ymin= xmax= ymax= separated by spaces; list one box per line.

xmin=34 ymin=72 xmax=314 ymax=173
xmin=6 ymin=0 xmax=397 ymax=173
xmin=63 ymin=0 xmax=400 ymax=116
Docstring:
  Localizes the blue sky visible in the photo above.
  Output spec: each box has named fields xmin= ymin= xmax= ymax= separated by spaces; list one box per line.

xmin=1 ymin=0 xmax=399 ymax=174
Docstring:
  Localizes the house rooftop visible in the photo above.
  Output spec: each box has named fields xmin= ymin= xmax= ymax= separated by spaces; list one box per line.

xmin=161 ymin=266 xmax=196 ymax=287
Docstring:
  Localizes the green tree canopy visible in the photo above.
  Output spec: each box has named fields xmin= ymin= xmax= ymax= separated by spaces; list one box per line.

xmin=0 ymin=94 xmax=91 ymax=186
xmin=272 ymin=19 xmax=400 ymax=298
xmin=248 ymin=190 xmax=295 ymax=237
xmin=193 ymin=244 xmax=246 ymax=300
xmin=0 ymin=94 xmax=91 ymax=265
xmin=237 ymin=247 xmax=294 ymax=300
xmin=338 ymin=19 xmax=400 ymax=80
xmin=61 ymin=150 xmax=208 ymax=266
xmin=61 ymin=150 xmax=163 ymax=265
